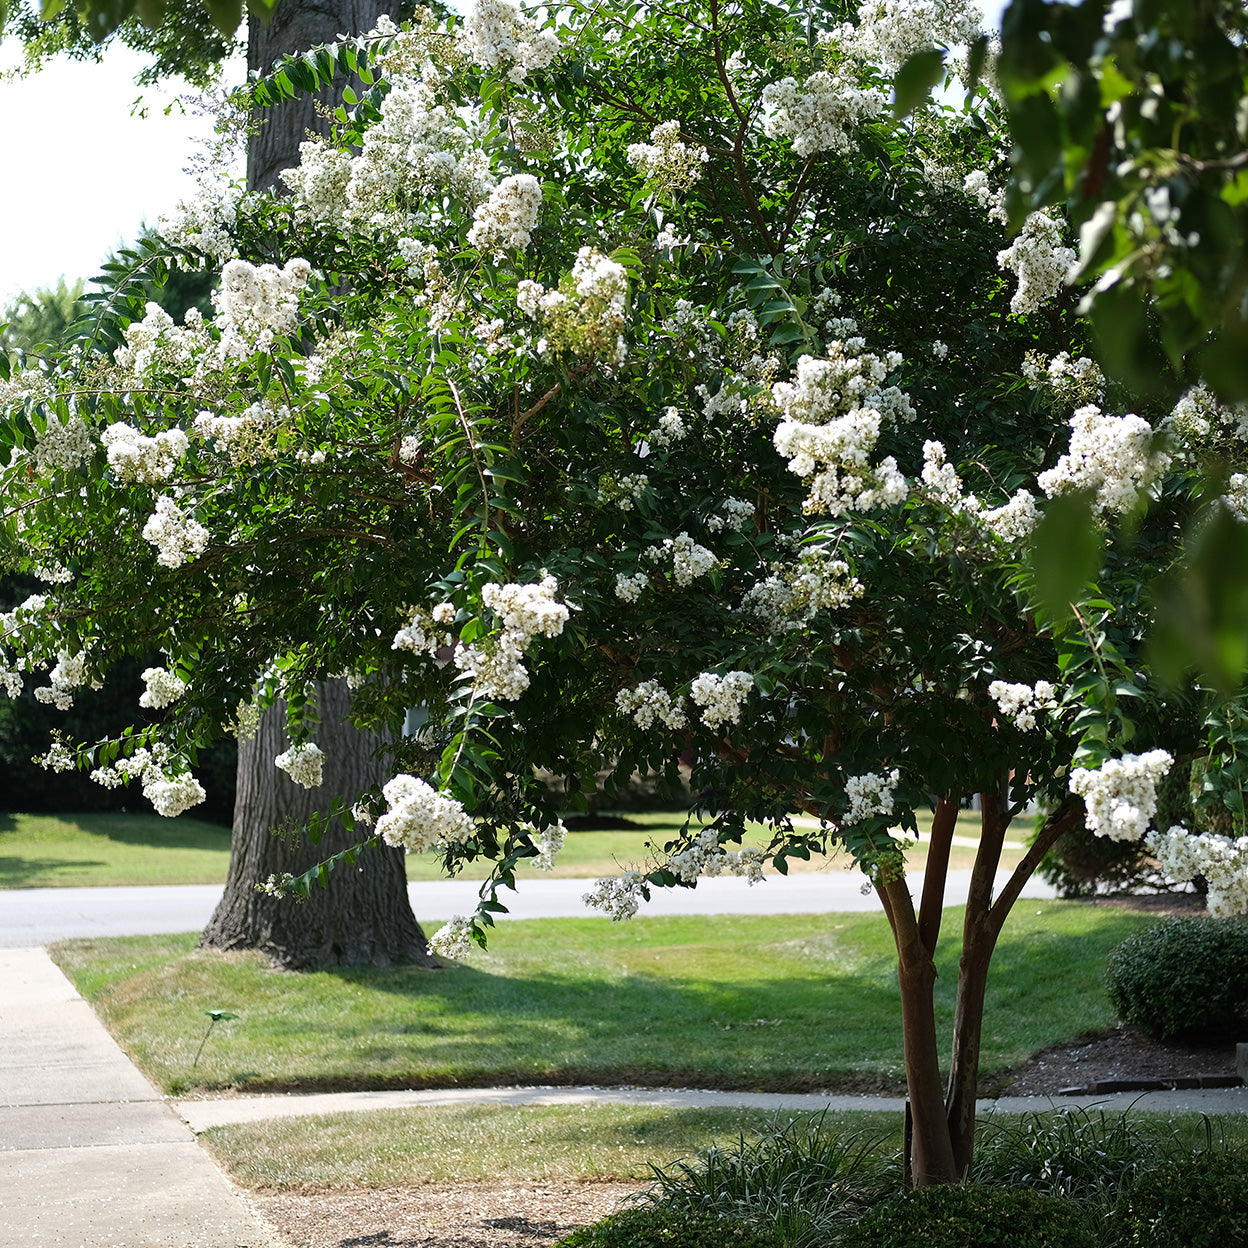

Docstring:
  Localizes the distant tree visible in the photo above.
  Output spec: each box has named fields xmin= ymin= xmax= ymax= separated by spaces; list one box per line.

xmin=1 ymin=279 xmax=86 ymax=354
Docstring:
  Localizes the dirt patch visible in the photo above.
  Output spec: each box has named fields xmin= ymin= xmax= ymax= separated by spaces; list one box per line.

xmin=250 ymin=1180 xmax=643 ymax=1248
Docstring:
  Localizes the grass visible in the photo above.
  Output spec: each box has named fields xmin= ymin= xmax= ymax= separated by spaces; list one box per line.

xmin=198 ymin=1103 xmax=901 ymax=1188
xmin=1 ymin=807 xmax=1019 ymax=888
xmin=0 ymin=811 xmax=234 ymax=888
xmin=49 ymin=903 xmax=1150 ymax=1097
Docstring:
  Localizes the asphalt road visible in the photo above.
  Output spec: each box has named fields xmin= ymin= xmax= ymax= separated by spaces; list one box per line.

xmin=0 ymin=869 xmax=1058 ymax=945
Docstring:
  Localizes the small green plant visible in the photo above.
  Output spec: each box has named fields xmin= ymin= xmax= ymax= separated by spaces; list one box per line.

xmin=192 ymin=1009 xmax=237 ymax=1068
xmin=835 ymin=1185 xmax=1097 ymax=1248
xmin=1115 ymin=1147 xmax=1248 ymax=1247
xmin=1105 ymin=917 xmax=1248 ymax=1039
xmin=557 ymin=1205 xmax=776 ymax=1248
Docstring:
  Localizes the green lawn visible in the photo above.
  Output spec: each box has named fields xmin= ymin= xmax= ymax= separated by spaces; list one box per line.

xmin=1 ymin=808 xmax=1013 ymax=888
xmin=50 ymin=903 xmax=1150 ymax=1098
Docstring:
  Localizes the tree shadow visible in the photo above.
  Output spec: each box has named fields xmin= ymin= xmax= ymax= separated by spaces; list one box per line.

xmin=0 ymin=854 xmax=108 ymax=886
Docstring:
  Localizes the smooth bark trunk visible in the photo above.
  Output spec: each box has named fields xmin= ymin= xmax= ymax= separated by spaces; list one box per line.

xmin=200 ymin=679 xmax=437 ymax=969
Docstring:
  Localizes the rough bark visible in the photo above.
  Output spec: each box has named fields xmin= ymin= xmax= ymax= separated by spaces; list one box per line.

xmin=246 ymin=0 xmax=392 ymax=193
xmin=200 ymin=680 xmax=438 ymax=969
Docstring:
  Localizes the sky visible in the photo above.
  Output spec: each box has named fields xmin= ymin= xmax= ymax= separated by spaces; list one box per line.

xmin=0 ymin=43 xmax=241 ymax=306
xmin=0 ymin=1 xmax=1008 ymax=309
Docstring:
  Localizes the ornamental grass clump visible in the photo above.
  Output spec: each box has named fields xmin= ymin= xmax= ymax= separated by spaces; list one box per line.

xmin=1105 ymin=917 xmax=1248 ymax=1039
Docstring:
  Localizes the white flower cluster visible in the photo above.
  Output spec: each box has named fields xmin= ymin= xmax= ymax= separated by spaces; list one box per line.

xmin=1222 ymin=474 xmax=1248 ymax=524
xmin=159 ymin=172 xmax=241 ymax=264
xmin=274 ymin=742 xmax=325 ymax=789
xmin=193 ymin=403 xmax=274 ymax=455
xmin=528 ymin=820 xmax=566 ymax=870
xmin=921 ymin=439 xmax=965 ymax=506
xmin=1165 ymin=383 xmax=1248 ymax=445
xmin=142 ymin=496 xmax=209 ymax=569
xmin=706 ymin=497 xmax=755 ymax=533
xmin=598 ymin=472 xmax=648 ymax=511
xmin=741 ymin=548 xmax=865 ymax=630
xmin=91 ymin=744 xmax=205 ymax=817
xmin=38 ymin=742 xmax=77 ymax=772
xmin=455 ymin=576 xmax=569 ymax=701
xmin=376 ymin=773 xmax=475 ymax=854
xmin=1038 ymin=406 xmax=1169 ymax=515
xmin=844 ymin=768 xmax=900 ymax=825
xmin=773 ymin=345 xmax=912 ymax=517
xmin=645 ymin=532 xmax=717 ymax=586
xmin=962 ymin=170 xmax=1007 ymax=223
xmin=988 ymin=679 xmax=1057 ymax=731
xmin=0 ymin=594 xmax=51 ymax=699
xmin=664 ymin=826 xmax=766 ymax=885
xmin=459 ymin=0 xmax=560 ymax=82
xmin=33 ymin=650 xmax=90 ymax=711
xmin=616 ymin=679 xmax=688 ymax=730
xmin=836 ymin=0 xmax=982 ymax=72
xmin=517 ymin=248 xmax=629 ymax=365
xmin=115 ymin=302 xmax=211 ymax=382
xmin=139 ymin=666 xmax=187 ymax=710
xmin=761 ymin=71 xmax=887 ymax=157
xmin=32 ymin=413 xmax=93 ymax=476
xmin=626 ymin=120 xmax=709 ymax=189
xmin=1069 ymin=749 xmax=1173 ymax=842
xmin=582 ymin=870 xmax=646 ymax=921
xmin=650 ymin=408 xmax=688 ymax=448
xmin=466 ymin=173 xmax=543 ymax=256
xmin=1145 ymin=827 xmax=1248 ymax=918
xmin=919 ymin=442 xmax=1039 ymax=544
xmin=689 ymin=670 xmax=754 ymax=730
xmin=614 ymin=571 xmax=649 ymax=603
xmin=997 ymin=210 xmax=1075 ymax=315
xmin=215 ymin=258 xmax=311 ymax=360
xmin=429 ymin=914 xmax=477 ymax=959
xmin=1022 ymin=351 xmax=1105 ymax=411
xmin=280 ymin=138 xmax=353 ymax=227
xmin=392 ymin=601 xmax=458 ymax=657
xmin=101 ymin=422 xmax=188 ymax=484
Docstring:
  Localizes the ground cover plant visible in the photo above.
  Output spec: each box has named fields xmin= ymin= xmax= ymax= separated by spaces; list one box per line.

xmin=8 ymin=0 xmax=1248 ymax=1181
xmin=50 ymin=903 xmax=1148 ymax=1097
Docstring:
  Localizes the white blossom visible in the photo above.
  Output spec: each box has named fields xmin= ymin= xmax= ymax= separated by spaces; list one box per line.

xmin=466 ymin=173 xmax=543 ymax=256
xmin=32 ymin=414 xmax=93 ymax=475
xmin=1145 ymin=826 xmax=1248 ymax=918
xmin=142 ymin=496 xmax=209 ymax=569
xmin=689 ymin=670 xmax=754 ymax=730
xmin=101 ymin=423 xmax=188 ymax=484
xmin=429 ymin=914 xmax=477 ymax=959
xmin=215 ymin=258 xmax=311 ymax=360
xmin=614 ymin=571 xmax=649 ymax=602
xmin=1069 ymin=749 xmax=1173 ymax=842
xmin=138 ymin=666 xmax=187 ymax=710
xmin=997 ymin=210 xmax=1075 ymax=315
xmin=761 ymin=71 xmax=887 ymax=158
xmin=616 ymin=680 xmax=688 ymax=730
xmin=645 ymin=532 xmax=716 ymax=586
xmin=845 ymin=768 xmax=900 ymax=824
xmin=460 ymin=0 xmax=560 ymax=80
xmin=626 ymin=120 xmax=709 ymax=189
xmin=376 ymin=773 xmax=475 ymax=853
xmin=583 ymin=870 xmax=646 ymax=921
xmin=988 ymin=678 xmax=1057 ymax=731
xmin=275 ymin=742 xmax=325 ymax=789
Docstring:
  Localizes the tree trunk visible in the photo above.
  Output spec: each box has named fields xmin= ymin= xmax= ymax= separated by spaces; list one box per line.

xmin=199 ymin=0 xmax=429 ymax=970
xmin=200 ymin=680 xmax=438 ymax=969
xmin=246 ymin=0 xmax=391 ymax=194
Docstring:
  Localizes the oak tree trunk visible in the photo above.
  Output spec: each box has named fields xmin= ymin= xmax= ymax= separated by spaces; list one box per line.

xmin=200 ymin=680 xmax=437 ymax=969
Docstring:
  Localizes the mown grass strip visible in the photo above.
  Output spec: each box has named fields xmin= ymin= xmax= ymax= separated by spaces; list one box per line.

xmin=51 ymin=904 xmax=1150 ymax=1097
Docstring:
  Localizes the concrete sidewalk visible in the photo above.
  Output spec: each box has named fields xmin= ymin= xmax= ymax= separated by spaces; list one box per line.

xmin=0 ymin=947 xmax=282 ymax=1248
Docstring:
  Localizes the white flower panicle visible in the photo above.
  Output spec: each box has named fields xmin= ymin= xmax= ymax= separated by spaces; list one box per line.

xmin=1145 ymin=827 xmax=1248 ymax=919
xmin=645 ymin=532 xmax=717 ymax=586
xmin=838 ymin=0 xmax=983 ymax=72
xmin=460 ymin=0 xmax=560 ymax=81
xmin=38 ymin=742 xmax=77 ymax=772
xmin=988 ymin=679 xmax=1057 ymax=731
xmin=1165 ymin=382 xmax=1248 ymax=445
xmin=138 ymin=666 xmax=187 ymax=710
xmin=392 ymin=601 xmax=458 ymax=657
xmin=761 ymin=71 xmax=887 ymax=158
xmin=280 ymin=138 xmax=354 ymax=227
xmin=33 ymin=650 xmax=90 ymax=711
xmin=215 ymin=257 xmax=311 ymax=359
xmin=1038 ymin=405 xmax=1169 ymax=515
xmin=650 ymin=408 xmax=688 ymax=447
xmin=1221 ymin=474 xmax=1248 ymax=524
xmin=741 ymin=548 xmax=864 ymax=630
xmin=375 ymin=773 xmax=475 ymax=854
xmin=101 ymin=423 xmax=189 ymax=484
xmin=1069 ymin=749 xmax=1173 ymax=842
xmin=980 ymin=489 xmax=1039 ymax=544
xmin=528 ymin=820 xmax=566 ymax=870
xmin=689 ymin=670 xmax=754 ymax=730
xmin=962 ymin=170 xmax=1007 ymax=223
xmin=626 ymin=120 xmax=709 ymax=189
xmin=616 ymin=680 xmax=688 ymax=730
xmin=159 ymin=173 xmax=241 ymax=264
xmin=664 ymin=826 xmax=766 ymax=885
xmin=33 ymin=414 xmax=93 ymax=476
xmin=466 ymin=173 xmax=543 ymax=256
xmin=142 ymin=496 xmax=209 ymax=569
xmin=772 ymin=343 xmax=913 ymax=516
xmin=91 ymin=744 xmax=205 ymax=817
xmin=614 ymin=571 xmax=649 ymax=602
xmin=997 ymin=210 xmax=1075 ymax=315
xmin=429 ymin=914 xmax=477 ymax=959
xmin=582 ymin=870 xmax=646 ymax=921
xmin=274 ymin=742 xmax=325 ymax=789
xmin=1023 ymin=351 xmax=1105 ymax=410
xmin=845 ymin=768 xmax=900 ymax=824
xmin=706 ymin=497 xmax=755 ymax=533
xmin=517 ymin=248 xmax=629 ymax=365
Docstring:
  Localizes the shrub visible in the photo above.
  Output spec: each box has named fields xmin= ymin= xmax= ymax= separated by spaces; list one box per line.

xmin=1104 ymin=917 xmax=1248 ymax=1039
xmin=1038 ymin=819 xmax=1164 ymax=898
xmin=556 ymin=1204 xmax=775 ymax=1248
xmin=1115 ymin=1148 xmax=1248 ymax=1247
xmin=836 ymin=1185 xmax=1097 ymax=1248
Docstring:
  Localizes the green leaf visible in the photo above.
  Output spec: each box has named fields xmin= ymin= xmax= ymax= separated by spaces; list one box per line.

xmin=1027 ymin=491 xmax=1101 ymax=620
xmin=893 ymin=48 xmax=946 ymax=117
xmin=203 ymin=0 xmax=242 ymax=37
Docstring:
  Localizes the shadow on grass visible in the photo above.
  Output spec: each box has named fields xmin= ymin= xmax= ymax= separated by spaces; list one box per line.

xmin=0 ymin=854 xmax=110 ymax=885
xmin=0 ymin=811 xmax=233 ymax=851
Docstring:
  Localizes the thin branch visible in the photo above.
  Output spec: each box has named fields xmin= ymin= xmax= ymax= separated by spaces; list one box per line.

xmin=512 ymin=383 xmax=562 ymax=441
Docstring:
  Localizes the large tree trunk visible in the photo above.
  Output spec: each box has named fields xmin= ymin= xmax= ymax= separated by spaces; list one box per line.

xmin=199 ymin=0 xmax=428 ymax=970
xmin=200 ymin=680 xmax=438 ymax=969
xmin=246 ymin=0 xmax=391 ymax=193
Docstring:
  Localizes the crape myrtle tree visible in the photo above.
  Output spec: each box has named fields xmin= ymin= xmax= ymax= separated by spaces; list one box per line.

xmin=4 ymin=0 xmax=1248 ymax=1183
